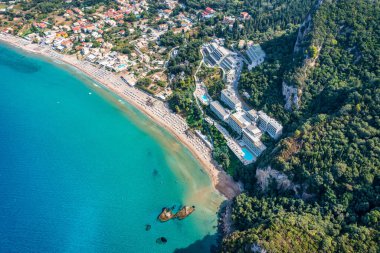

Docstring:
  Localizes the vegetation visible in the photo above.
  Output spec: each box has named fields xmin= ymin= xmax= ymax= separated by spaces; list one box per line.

xmin=166 ymin=35 xmax=204 ymax=128
xmin=238 ymin=28 xmax=297 ymax=125
xmin=197 ymin=65 xmax=224 ymax=99
xmin=222 ymin=0 xmax=380 ymax=252
xmin=181 ymin=0 xmax=314 ymax=39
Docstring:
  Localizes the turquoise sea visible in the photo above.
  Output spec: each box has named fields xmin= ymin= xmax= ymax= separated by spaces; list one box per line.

xmin=0 ymin=43 xmax=223 ymax=252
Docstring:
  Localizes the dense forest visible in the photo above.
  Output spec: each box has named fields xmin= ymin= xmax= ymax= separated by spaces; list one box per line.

xmin=221 ymin=0 xmax=380 ymax=252
xmin=180 ymin=0 xmax=315 ymax=38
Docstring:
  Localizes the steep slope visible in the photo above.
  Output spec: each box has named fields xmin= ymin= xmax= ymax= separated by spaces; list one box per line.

xmin=222 ymin=0 xmax=380 ymax=252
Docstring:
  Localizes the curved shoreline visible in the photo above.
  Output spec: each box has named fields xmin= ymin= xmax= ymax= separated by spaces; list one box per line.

xmin=0 ymin=34 xmax=241 ymax=199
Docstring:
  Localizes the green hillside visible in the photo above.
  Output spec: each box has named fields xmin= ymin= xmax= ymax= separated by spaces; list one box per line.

xmin=222 ymin=0 xmax=380 ymax=252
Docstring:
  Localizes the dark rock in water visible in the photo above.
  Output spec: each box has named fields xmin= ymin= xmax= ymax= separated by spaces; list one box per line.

xmin=153 ymin=169 xmax=159 ymax=176
xmin=145 ymin=224 xmax=151 ymax=231
xmin=156 ymin=237 xmax=168 ymax=244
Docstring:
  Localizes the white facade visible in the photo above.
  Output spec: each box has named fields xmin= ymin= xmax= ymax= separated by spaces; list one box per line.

xmin=246 ymin=109 xmax=259 ymax=122
xmin=242 ymin=130 xmax=266 ymax=157
xmin=257 ymin=111 xmax=283 ymax=139
xmin=247 ymin=44 xmax=265 ymax=70
xmin=210 ymin=101 xmax=230 ymax=121
xmin=202 ymin=42 xmax=238 ymax=73
xmin=221 ymin=89 xmax=241 ymax=110
xmin=228 ymin=111 xmax=251 ymax=135
xmin=245 ymin=124 xmax=262 ymax=138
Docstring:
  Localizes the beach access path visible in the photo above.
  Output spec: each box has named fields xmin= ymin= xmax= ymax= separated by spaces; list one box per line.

xmin=0 ymin=33 xmax=241 ymax=199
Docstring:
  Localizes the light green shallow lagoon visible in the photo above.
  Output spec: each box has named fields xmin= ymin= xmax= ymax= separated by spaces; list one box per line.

xmin=0 ymin=43 xmax=224 ymax=252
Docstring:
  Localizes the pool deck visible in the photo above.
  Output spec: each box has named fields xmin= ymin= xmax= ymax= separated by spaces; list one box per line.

xmin=205 ymin=117 xmax=255 ymax=165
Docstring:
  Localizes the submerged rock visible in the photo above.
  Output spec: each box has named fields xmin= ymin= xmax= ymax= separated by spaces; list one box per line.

xmin=156 ymin=237 xmax=167 ymax=244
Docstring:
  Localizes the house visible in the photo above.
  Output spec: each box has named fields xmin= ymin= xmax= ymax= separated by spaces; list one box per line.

xmin=114 ymin=14 xmax=124 ymax=20
xmin=105 ymin=19 xmax=117 ymax=27
xmin=66 ymin=9 xmax=74 ymax=16
xmin=61 ymin=39 xmax=73 ymax=49
xmin=223 ymin=16 xmax=235 ymax=25
xmin=61 ymin=25 xmax=71 ymax=31
xmin=56 ymin=31 xmax=68 ymax=38
xmin=238 ymin=40 xmax=245 ymax=49
xmin=205 ymin=7 xmax=216 ymax=14
xmin=158 ymin=24 xmax=168 ymax=31
xmin=163 ymin=9 xmax=172 ymax=15
xmin=34 ymin=22 xmax=47 ymax=29
xmin=82 ymin=25 xmax=96 ymax=33
xmin=72 ymin=26 xmax=81 ymax=33
xmin=202 ymin=7 xmax=216 ymax=19
xmin=240 ymin=12 xmax=251 ymax=20
xmin=72 ymin=8 xmax=84 ymax=16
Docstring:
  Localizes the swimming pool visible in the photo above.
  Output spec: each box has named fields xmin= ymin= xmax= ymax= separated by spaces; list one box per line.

xmin=242 ymin=147 xmax=254 ymax=161
xmin=201 ymin=94 xmax=209 ymax=103
xmin=117 ymin=64 xmax=126 ymax=69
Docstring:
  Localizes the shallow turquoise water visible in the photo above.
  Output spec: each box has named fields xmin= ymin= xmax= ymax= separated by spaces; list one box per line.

xmin=0 ymin=43 xmax=223 ymax=252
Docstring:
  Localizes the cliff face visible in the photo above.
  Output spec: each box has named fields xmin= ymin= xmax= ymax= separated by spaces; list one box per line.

xmin=282 ymin=0 xmax=324 ymax=111
xmin=282 ymin=81 xmax=300 ymax=110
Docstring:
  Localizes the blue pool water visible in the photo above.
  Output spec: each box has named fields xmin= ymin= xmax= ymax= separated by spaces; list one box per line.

xmin=242 ymin=147 xmax=254 ymax=161
xmin=0 ymin=43 xmax=223 ymax=252
xmin=201 ymin=94 xmax=209 ymax=103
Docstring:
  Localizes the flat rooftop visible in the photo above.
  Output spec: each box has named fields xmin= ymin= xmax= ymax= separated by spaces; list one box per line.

xmin=210 ymin=100 xmax=229 ymax=118
xmin=221 ymin=89 xmax=241 ymax=104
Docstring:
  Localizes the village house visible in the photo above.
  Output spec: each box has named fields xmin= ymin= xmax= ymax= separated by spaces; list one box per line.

xmin=240 ymin=12 xmax=251 ymax=20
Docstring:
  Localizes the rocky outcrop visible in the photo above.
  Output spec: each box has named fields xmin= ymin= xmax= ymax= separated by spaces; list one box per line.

xmin=256 ymin=167 xmax=294 ymax=192
xmin=282 ymin=81 xmax=300 ymax=110
xmin=294 ymin=0 xmax=324 ymax=54
xmin=283 ymin=0 xmax=324 ymax=111
xmin=251 ymin=243 xmax=267 ymax=253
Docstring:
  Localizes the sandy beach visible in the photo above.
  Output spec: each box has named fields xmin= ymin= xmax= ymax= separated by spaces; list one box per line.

xmin=0 ymin=33 xmax=241 ymax=199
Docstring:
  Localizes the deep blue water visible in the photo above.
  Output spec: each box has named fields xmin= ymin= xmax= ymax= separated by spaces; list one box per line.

xmin=0 ymin=43 xmax=222 ymax=252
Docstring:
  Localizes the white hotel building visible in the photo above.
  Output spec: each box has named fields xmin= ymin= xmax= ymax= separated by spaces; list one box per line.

xmin=202 ymin=42 xmax=238 ymax=72
xmin=228 ymin=111 xmax=251 ymax=135
xmin=242 ymin=128 xmax=267 ymax=157
xmin=210 ymin=101 xmax=230 ymax=121
xmin=221 ymin=89 xmax=242 ymax=110
xmin=246 ymin=44 xmax=266 ymax=70
xmin=257 ymin=111 xmax=283 ymax=139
